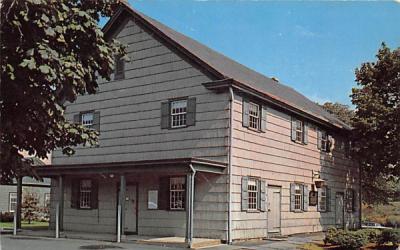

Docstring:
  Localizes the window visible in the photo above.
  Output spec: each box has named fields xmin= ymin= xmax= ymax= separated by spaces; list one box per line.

xmin=81 ymin=112 xmax=94 ymax=128
xmin=248 ymin=102 xmax=260 ymax=130
xmin=294 ymin=184 xmax=303 ymax=210
xmin=346 ymin=189 xmax=355 ymax=212
xmin=171 ymin=100 xmax=187 ymax=128
xmin=79 ymin=179 xmax=92 ymax=209
xmin=44 ymin=193 xmax=51 ymax=208
xmin=320 ymin=130 xmax=328 ymax=151
xmin=247 ymin=179 xmax=258 ymax=210
xmin=9 ymin=192 xmax=17 ymax=212
xmin=318 ymin=187 xmax=327 ymax=212
xmin=114 ymin=56 xmax=125 ymax=80
xmin=169 ymin=177 xmax=185 ymax=210
xmin=295 ymin=120 xmax=304 ymax=142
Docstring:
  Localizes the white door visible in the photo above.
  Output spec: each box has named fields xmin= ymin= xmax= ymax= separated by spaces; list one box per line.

xmin=335 ymin=193 xmax=344 ymax=229
xmin=124 ymin=184 xmax=137 ymax=233
xmin=268 ymin=186 xmax=281 ymax=233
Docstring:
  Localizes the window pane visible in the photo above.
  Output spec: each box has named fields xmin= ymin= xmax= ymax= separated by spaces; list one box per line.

xmin=80 ymin=179 xmax=92 ymax=209
xmin=171 ymin=100 xmax=187 ymax=128
xmin=82 ymin=113 xmax=94 ymax=127
xmin=247 ymin=179 xmax=258 ymax=210
xmin=249 ymin=103 xmax=260 ymax=130
xmin=9 ymin=192 xmax=17 ymax=212
xmin=170 ymin=177 xmax=185 ymax=210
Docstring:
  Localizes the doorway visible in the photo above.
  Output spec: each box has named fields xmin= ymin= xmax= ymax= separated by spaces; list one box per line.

xmin=335 ymin=192 xmax=344 ymax=229
xmin=268 ymin=186 xmax=281 ymax=234
xmin=124 ymin=184 xmax=137 ymax=234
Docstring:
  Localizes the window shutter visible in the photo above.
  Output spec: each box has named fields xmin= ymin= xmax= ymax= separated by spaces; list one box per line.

xmin=260 ymin=106 xmax=267 ymax=132
xmin=186 ymin=97 xmax=196 ymax=126
xmin=303 ymin=122 xmax=308 ymax=144
xmin=160 ymin=102 xmax=170 ymax=129
xmin=317 ymin=130 xmax=322 ymax=150
xmin=327 ymin=135 xmax=333 ymax=153
xmin=71 ymin=179 xmax=79 ymax=209
xmin=317 ymin=187 xmax=322 ymax=212
xmin=259 ymin=180 xmax=266 ymax=212
xmin=242 ymin=99 xmax=250 ymax=128
xmin=290 ymin=183 xmax=296 ymax=212
xmin=326 ymin=187 xmax=331 ymax=212
xmin=291 ymin=117 xmax=297 ymax=141
xmin=303 ymin=185 xmax=309 ymax=211
xmin=91 ymin=179 xmax=99 ymax=209
xmin=74 ymin=114 xmax=81 ymax=124
xmin=93 ymin=111 xmax=100 ymax=131
xmin=241 ymin=176 xmax=249 ymax=211
xmin=158 ymin=177 xmax=170 ymax=210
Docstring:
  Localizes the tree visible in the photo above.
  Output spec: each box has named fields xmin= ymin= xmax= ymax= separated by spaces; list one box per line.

xmin=21 ymin=191 xmax=39 ymax=224
xmin=351 ymin=44 xmax=400 ymax=203
xmin=0 ymin=0 xmax=126 ymax=184
xmin=319 ymin=102 xmax=354 ymax=125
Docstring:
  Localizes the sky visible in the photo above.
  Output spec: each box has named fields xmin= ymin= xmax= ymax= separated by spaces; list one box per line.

xmin=102 ymin=1 xmax=400 ymax=106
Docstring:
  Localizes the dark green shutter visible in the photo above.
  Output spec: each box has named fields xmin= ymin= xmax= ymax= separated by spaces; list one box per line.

xmin=91 ymin=179 xmax=98 ymax=209
xmin=160 ymin=102 xmax=170 ymax=129
xmin=303 ymin=184 xmax=309 ymax=211
xmin=74 ymin=114 xmax=81 ymax=124
xmin=242 ymin=99 xmax=250 ymax=128
xmin=291 ymin=117 xmax=297 ymax=141
xmin=158 ymin=177 xmax=170 ymax=210
xmin=260 ymin=106 xmax=267 ymax=132
xmin=317 ymin=187 xmax=322 ymax=212
xmin=303 ymin=122 xmax=308 ymax=144
xmin=290 ymin=183 xmax=296 ymax=212
xmin=71 ymin=179 xmax=79 ymax=209
xmin=241 ymin=176 xmax=248 ymax=211
xmin=93 ymin=111 xmax=100 ymax=131
xmin=259 ymin=180 xmax=266 ymax=212
xmin=186 ymin=97 xmax=196 ymax=126
xmin=317 ymin=130 xmax=322 ymax=150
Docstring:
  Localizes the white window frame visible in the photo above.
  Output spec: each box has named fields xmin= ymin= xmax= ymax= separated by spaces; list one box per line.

xmin=320 ymin=130 xmax=328 ymax=151
xmin=294 ymin=184 xmax=303 ymax=211
xmin=318 ymin=187 xmax=327 ymax=212
xmin=9 ymin=192 xmax=17 ymax=212
xmin=248 ymin=102 xmax=260 ymax=130
xmin=170 ymin=100 xmax=188 ymax=128
xmin=247 ymin=179 xmax=259 ymax=210
xmin=81 ymin=112 xmax=94 ymax=128
xmin=295 ymin=119 xmax=304 ymax=142
xmin=79 ymin=179 xmax=92 ymax=209
xmin=169 ymin=177 xmax=185 ymax=210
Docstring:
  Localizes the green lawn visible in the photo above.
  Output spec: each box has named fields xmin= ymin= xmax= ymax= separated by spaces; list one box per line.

xmin=0 ymin=220 xmax=49 ymax=229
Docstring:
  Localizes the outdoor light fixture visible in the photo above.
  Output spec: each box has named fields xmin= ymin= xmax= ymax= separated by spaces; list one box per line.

xmin=312 ymin=170 xmax=325 ymax=188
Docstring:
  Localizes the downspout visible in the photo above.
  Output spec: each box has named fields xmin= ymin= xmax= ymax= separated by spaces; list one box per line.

xmin=187 ymin=164 xmax=196 ymax=248
xmin=228 ymin=87 xmax=234 ymax=244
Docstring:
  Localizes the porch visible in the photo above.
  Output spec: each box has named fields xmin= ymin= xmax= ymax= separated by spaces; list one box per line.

xmin=22 ymin=157 xmax=227 ymax=248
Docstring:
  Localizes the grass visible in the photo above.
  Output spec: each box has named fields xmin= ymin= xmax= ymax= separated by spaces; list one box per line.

xmin=0 ymin=220 xmax=49 ymax=229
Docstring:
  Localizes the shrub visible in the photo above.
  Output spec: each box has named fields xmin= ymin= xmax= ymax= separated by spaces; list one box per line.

xmin=324 ymin=227 xmax=368 ymax=249
xmin=378 ymin=229 xmax=400 ymax=246
xmin=386 ymin=215 xmax=400 ymax=228
xmin=360 ymin=228 xmax=382 ymax=243
xmin=0 ymin=212 xmax=14 ymax=222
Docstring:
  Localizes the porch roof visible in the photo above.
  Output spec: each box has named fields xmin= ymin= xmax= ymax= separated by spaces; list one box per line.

xmin=34 ymin=158 xmax=227 ymax=177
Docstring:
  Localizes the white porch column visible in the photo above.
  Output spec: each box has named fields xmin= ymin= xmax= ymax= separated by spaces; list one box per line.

xmin=117 ymin=174 xmax=126 ymax=242
xmin=185 ymin=167 xmax=196 ymax=247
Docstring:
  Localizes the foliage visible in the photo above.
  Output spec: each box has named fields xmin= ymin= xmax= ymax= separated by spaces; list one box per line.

xmin=324 ymin=227 xmax=369 ymax=249
xmin=363 ymin=202 xmax=400 ymax=229
xmin=0 ymin=212 xmax=14 ymax=222
xmin=319 ymin=102 xmax=354 ymax=125
xmin=21 ymin=191 xmax=39 ymax=224
xmin=351 ymin=44 xmax=400 ymax=203
xmin=378 ymin=229 xmax=400 ymax=246
xmin=0 ymin=0 xmax=127 ymax=184
xmin=359 ymin=229 xmax=382 ymax=243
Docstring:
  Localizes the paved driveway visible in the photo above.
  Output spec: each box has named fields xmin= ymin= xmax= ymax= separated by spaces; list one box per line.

xmin=0 ymin=233 xmax=323 ymax=250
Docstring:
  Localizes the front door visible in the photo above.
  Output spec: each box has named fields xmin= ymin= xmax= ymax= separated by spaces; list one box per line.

xmin=268 ymin=186 xmax=281 ymax=234
xmin=124 ymin=184 xmax=137 ymax=233
xmin=335 ymin=193 xmax=344 ymax=229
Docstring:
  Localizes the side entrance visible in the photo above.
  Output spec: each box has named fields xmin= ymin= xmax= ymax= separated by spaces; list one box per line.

xmin=267 ymin=186 xmax=282 ymax=234
xmin=335 ymin=192 xmax=344 ymax=229
xmin=124 ymin=183 xmax=138 ymax=234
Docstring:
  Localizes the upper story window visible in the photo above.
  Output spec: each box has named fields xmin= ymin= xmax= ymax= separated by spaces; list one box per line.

xmin=114 ymin=56 xmax=125 ymax=80
xmin=9 ymin=192 xmax=17 ymax=212
xmin=169 ymin=177 xmax=185 ymax=210
xmin=161 ymin=98 xmax=196 ymax=129
xmin=81 ymin=112 xmax=94 ymax=128
xmin=318 ymin=129 xmax=333 ymax=152
xmin=171 ymin=100 xmax=187 ymax=128
xmin=320 ymin=130 xmax=328 ymax=151
xmin=248 ymin=102 xmax=260 ymax=130
xmin=79 ymin=179 xmax=92 ymax=209
xmin=291 ymin=117 xmax=308 ymax=144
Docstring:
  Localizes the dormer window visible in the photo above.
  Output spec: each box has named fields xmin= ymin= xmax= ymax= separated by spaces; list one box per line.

xmin=291 ymin=117 xmax=308 ymax=144
xmin=248 ymin=102 xmax=260 ymax=130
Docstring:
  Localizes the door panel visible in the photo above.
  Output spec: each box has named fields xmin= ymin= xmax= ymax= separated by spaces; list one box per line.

xmin=124 ymin=184 xmax=137 ymax=233
xmin=335 ymin=193 xmax=344 ymax=229
xmin=268 ymin=186 xmax=281 ymax=233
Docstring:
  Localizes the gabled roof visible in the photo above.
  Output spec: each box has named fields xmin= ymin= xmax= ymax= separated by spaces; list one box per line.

xmin=104 ymin=3 xmax=351 ymax=131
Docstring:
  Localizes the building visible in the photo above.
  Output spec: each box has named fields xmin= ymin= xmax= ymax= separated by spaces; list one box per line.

xmin=37 ymin=2 xmax=360 ymax=244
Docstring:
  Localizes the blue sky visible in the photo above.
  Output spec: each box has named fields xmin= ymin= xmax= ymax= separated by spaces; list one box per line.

xmin=103 ymin=1 xmax=400 ymax=105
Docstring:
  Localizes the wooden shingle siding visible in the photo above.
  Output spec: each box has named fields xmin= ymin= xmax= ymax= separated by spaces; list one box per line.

xmin=231 ymin=94 xmax=359 ymax=239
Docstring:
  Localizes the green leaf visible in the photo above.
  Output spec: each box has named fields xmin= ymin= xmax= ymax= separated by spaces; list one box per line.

xmin=45 ymin=27 xmax=55 ymax=37
xmin=41 ymin=14 xmax=49 ymax=23
xmin=39 ymin=65 xmax=50 ymax=74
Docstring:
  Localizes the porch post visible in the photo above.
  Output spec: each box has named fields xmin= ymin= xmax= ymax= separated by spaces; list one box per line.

xmin=185 ymin=171 xmax=195 ymax=246
xmin=117 ymin=174 xmax=126 ymax=242
xmin=16 ymin=176 xmax=23 ymax=229
xmin=58 ymin=175 xmax=64 ymax=231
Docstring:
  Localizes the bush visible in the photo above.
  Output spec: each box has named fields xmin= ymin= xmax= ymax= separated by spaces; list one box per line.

xmin=324 ymin=227 xmax=368 ymax=249
xmin=360 ymin=228 xmax=382 ymax=243
xmin=386 ymin=215 xmax=400 ymax=228
xmin=378 ymin=229 xmax=400 ymax=246
xmin=0 ymin=212 xmax=14 ymax=222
